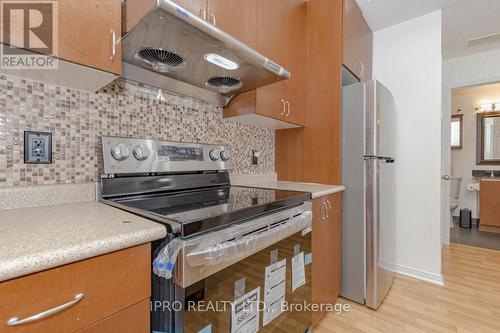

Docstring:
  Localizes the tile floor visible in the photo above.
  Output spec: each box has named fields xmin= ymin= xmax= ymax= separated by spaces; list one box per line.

xmin=450 ymin=222 xmax=500 ymax=251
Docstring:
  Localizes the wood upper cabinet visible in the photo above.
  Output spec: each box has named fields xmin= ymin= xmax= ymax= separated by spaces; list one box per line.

xmin=343 ymin=0 xmax=372 ymax=81
xmin=124 ymin=0 xmax=206 ymax=34
xmin=479 ymin=180 xmax=500 ymax=233
xmin=176 ymin=0 xmax=206 ymax=17
xmin=282 ymin=0 xmax=307 ymax=126
xmin=223 ymin=0 xmax=307 ymax=128
xmin=254 ymin=0 xmax=287 ymax=121
xmin=58 ymin=0 xmax=122 ymax=75
xmin=276 ymin=0 xmax=343 ymax=184
xmin=311 ymin=193 xmax=341 ymax=327
xmin=125 ymin=0 xmax=257 ymax=47
xmin=207 ymin=0 xmax=257 ymax=48
xmin=255 ymin=0 xmax=306 ymax=126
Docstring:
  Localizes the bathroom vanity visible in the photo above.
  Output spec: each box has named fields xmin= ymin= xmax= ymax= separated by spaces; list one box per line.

xmin=479 ymin=179 xmax=500 ymax=233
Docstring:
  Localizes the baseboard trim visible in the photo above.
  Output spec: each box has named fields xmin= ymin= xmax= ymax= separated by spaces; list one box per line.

xmin=379 ymin=260 xmax=444 ymax=286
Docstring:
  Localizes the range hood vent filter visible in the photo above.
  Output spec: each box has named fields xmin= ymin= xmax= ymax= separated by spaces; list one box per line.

xmin=135 ymin=48 xmax=186 ymax=73
xmin=205 ymin=76 xmax=242 ymax=93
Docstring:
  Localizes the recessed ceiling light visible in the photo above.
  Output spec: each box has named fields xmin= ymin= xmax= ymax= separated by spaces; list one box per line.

xmin=204 ymin=53 xmax=239 ymax=70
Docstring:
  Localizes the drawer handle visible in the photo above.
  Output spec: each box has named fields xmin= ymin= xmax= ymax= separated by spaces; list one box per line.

xmin=7 ymin=293 xmax=84 ymax=327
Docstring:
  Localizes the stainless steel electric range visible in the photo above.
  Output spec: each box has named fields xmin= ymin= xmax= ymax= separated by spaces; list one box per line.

xmin=99 ymin=136 xmax=313 ymax=333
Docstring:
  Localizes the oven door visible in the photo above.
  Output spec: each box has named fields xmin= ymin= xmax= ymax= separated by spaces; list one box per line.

xmin=152 ymin=203 xmax=312 ymax=333
xmin=177 ymin=204 xmax=312 ymax=289
xmin=180 ymin=228 xmax=312 ymax=333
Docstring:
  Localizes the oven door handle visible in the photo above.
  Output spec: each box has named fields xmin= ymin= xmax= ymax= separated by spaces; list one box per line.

xmin=185 ymin=211 xmax=312 ymax=267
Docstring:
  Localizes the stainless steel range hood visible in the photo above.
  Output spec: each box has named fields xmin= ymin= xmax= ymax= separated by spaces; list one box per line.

xmin=121 ymin=0 xmax=291 ymax=107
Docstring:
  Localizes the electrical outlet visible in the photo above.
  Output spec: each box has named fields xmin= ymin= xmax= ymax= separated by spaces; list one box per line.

xmin=252 ymin=150 xmax=261 ymax=165
xmin=24 ymin=131 xmax=52 ymax=164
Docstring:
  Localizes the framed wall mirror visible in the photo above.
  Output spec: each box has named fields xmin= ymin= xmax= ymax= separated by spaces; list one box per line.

xmin=477 ymin=111 xmax=500 ymax=165
xmin=451 ymin=114 xmax=463 ymax=149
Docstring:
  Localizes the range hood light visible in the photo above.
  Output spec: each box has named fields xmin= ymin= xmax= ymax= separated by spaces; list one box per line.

xmin=204 ymin=53 xmax=239 ymax=70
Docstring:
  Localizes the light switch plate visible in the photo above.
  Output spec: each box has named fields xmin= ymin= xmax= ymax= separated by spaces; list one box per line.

xmin=24 ymin=131 xmax=52 ymax=164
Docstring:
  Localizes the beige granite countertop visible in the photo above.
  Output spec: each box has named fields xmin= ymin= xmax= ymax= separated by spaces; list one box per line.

xmin=0 ymin=202 xmax=166 ymax=282
xmin=231 ymin=174 xmax=345 ymax=199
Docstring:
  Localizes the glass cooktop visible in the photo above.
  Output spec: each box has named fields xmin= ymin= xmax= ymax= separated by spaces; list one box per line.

xmin=111 ymin=186 xmax=311 ymax=237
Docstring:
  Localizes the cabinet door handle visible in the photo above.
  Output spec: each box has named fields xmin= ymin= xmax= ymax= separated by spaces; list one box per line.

xmin=110 ymin=28 xmax=116 ymax=61
xmin=281 ymin=99 xmax=286 ymax=116
xmin=285 ymin=100 xmax=291 ymax=116
xmin=326 ymin=200 xmax=332 ymax=218
xmin=199 ymin=7 xmax=207 ymax=20
xmin=321 ymin=202 xmax=328 ymax=220
xmin=210 ymin=13 xmax=216 ymax=26
xmin=359 ymin=61 xmax=365 ymax=78
xmin=7 ymin=293 xmax=85 ymax=327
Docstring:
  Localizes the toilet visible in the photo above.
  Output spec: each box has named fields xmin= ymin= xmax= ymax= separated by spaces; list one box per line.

xmin=450 ymin=177 xmax=462 ymax=212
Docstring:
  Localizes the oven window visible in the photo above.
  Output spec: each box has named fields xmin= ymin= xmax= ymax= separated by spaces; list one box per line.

xmin=183 ymin=231 xmax=312 ymax=332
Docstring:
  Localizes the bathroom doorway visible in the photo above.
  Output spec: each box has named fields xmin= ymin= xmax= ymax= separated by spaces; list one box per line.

xmin=444 ymin=81 xmax=500 ymax=251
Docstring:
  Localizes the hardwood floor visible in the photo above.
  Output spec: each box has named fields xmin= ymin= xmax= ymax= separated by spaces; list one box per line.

xmin=314 ymin=244 xmax=500 ymax=333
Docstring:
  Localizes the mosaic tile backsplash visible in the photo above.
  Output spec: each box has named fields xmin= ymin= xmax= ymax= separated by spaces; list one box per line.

xmin=0 ymin=75 xmax=275 ymax=187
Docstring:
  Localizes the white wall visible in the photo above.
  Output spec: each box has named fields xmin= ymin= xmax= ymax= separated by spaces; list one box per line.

xmin=373 ymin=11 xmax=443 ymax=284
xmin=444 ymin=48 xmax=500 ymax=89
xmin=451 ymin=83 xmax=500 ymax=219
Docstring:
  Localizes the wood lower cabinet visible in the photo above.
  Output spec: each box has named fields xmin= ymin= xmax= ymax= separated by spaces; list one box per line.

xmin=311 ymin=193 xmax=341 ymax=327
xmin=343 ymin=0 xmax=372 ymax=81
xmin=58 ymin=0 xmax=122 ymax=75
xmin=76 ymin=300 xmax=150 ymax=333
xmin=0 ymin=244 xmax=151 ymax=333
xmin=479 ymin=180 xmax=500 ymax=233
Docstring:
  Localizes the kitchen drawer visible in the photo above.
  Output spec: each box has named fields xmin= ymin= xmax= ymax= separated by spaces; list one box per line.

xmin=0 ymin=244 xmax=150 ymax=333
xmin=75 ymin=299 xmax=150 ymax=333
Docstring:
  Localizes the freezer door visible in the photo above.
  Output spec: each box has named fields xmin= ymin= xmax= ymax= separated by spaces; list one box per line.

xmin=365 ymin=157 xmax=396 ymax=309
xmin=365 ymin=80 xmax=396 ymax=158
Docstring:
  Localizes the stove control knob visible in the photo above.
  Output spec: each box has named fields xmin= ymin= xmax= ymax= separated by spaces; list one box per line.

xmin=133 ymin=145 xmax=150 ymax=161
xmin=110 ymin=144 xmax=130 ymax=161
xmin=209 ymin=149 xmax=220 ymax=161
xmin=220 ymin=150 xmax=231 ymax=161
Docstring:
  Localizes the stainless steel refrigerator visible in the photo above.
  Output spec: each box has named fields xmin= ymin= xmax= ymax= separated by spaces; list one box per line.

xmin=341 ymin=71 xmax=396 ymax=309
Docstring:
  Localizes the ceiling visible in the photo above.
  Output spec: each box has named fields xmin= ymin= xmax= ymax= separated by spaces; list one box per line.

xmin=442 ymin=0 xmax=500 ymax=59
xmin=356 ymin=0 xmax=500 ymax=60
xmin=355 ymin=0 xmax=461 ymax=32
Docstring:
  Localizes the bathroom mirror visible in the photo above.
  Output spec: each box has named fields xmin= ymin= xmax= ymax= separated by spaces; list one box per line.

xmin=477 ymin=111 xmax=500 ymax=165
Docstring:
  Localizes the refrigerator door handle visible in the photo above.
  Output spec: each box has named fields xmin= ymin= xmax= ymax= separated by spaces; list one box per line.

xmin=363 ymin=155 xmax=395 ymax=164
